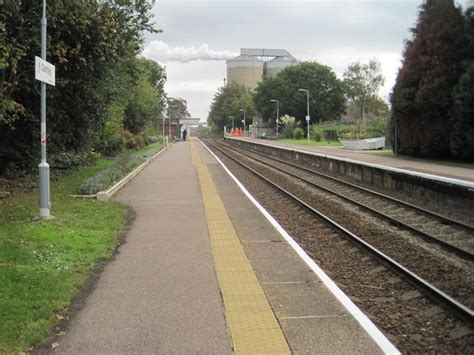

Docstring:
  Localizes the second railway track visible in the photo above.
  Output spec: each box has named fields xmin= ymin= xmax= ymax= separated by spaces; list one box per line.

xmin=202 ymin=138 xmax=474 ymax=327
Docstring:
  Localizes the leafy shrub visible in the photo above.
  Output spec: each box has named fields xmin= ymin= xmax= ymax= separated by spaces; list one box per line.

xmin=311 ymin=125 xmax=322 ymax=141
xmin=49 ymin=150 xmax=101 ymax=170
xmin=123 ymin=130 xmax=145 ymax=149
xmin=78 ymin=153 xmax=145 ymax=195
xmin=280 ymin=114 xmax=296 ymax=138
xmin=293 ymin=127 xmax=305 ymax=139
xmin=101 ymin=136 xmax=124 ymax=157
xmin=145 ymin=135 xmax=160 ymax=144
xmin=321 ymin=129 xmax=338 ymax=141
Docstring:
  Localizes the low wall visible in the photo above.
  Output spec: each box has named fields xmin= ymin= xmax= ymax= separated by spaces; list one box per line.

xmin=226 ymin=138 xmax=474 ymax=215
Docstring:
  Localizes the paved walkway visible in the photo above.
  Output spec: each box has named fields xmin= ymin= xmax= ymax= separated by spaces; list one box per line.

xmin=56 ymin=142 xmax=232 ymax=353
xmin=244 ymin=138 xmax=474 ymax=182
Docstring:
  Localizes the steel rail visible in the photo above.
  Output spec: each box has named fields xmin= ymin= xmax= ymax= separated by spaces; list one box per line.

xmin=229 ymin=141 xmax=474 ymax=232
xmin=218 ymin=141 xmax=474 ymax=260
xmin=204 ymin=139 xmax=474 ymax=324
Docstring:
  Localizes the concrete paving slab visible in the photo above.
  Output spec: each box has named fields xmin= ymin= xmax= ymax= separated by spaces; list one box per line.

xmin=280 ymin=317 xmax=383 ymax=354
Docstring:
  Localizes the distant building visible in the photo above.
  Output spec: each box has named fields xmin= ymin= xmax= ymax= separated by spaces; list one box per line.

xmin=226 ymin=48 xmax=297 ymax=90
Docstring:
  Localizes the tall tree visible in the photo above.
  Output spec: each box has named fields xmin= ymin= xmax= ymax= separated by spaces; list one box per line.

xmin=253 ymin=62 xmax=346 ymax=128
xmin=390 ymin=0 xmax=468 ymax=157
xmin=0 ymin=0 xmax=159 ymax=174
xmin=343 ymin=59 xmax=385 ymax=124
xmin=450 ymin=6 xmax=474 ymax=160
xmin=208 ymin=82 xmax=255 ymax=135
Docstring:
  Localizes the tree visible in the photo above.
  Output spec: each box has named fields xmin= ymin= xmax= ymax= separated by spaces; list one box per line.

xmin=253 ymin=62 xmax=346 ymax=128
xmin=343 ymin=60 xmax=385 ymax=124
xmin=208 ymin=82 xmax=255 ymax=135
xmin=167 ymin=97 xmax=191 ymax=120
xmin=390 ymin=0 xmax=468 ymax=158
xmin=0 ymin=0 xmax=160 ymax=173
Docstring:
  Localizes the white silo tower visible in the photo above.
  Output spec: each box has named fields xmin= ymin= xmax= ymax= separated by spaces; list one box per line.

xmin=226 ymin=54 xmax=264 ymax=90
xmin=265 ymin=55 xmax=298 ymax=78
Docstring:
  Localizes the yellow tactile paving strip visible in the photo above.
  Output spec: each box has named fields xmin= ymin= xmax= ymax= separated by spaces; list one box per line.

xmin=191 ymin=140 xmax=291 ymax=354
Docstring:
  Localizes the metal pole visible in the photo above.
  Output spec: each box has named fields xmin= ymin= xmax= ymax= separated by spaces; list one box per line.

xmin=243 ymin=110 xmax=246 ymax=137
xmin=306 ymin=90 xmax=310 ymax=141
xmin=39 ymin=0 xmax=50 ymax=219
xmin=230 ymin=116 xmax=234 ymax=130
xmin=276 ymin=101 xmax=279 ymax=138
xmin=271 ymin=99 xmax=279 ymax=138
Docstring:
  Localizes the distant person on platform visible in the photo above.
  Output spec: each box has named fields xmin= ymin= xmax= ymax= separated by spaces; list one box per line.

xmin=182 ymin=129 xmax=187 ymax=141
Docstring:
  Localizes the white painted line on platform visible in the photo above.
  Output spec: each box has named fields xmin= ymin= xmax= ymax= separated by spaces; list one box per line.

xmin=198 ymin=138 xmax=401 ymax=355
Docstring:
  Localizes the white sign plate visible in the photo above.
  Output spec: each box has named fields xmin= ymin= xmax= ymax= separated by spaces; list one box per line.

xmin=35 ymin=56 xmax=55 ymax=86
xmin=306 ymin=115 xmax=310 ymax=122
xmin=179 ymin=118 xmax=200 ymax=125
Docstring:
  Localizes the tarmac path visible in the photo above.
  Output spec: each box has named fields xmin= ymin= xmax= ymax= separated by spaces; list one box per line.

xmin=55 ymin=142 xmax=233 ymax=353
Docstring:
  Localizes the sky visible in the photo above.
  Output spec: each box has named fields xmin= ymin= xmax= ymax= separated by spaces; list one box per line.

xmin=141 ymin=0 xmax=467 ymax=121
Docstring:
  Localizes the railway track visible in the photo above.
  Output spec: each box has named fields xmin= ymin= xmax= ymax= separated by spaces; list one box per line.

xmin=222 ymin=140 xmax=474 ymax=260
xmin=202 ymin=138 xmax=474 ymax=325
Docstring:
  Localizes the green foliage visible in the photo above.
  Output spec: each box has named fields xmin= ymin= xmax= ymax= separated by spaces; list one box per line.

xmin=78 ymin=142 xmax=164 ymax=194
xmin=0 ymin=160 xmax=126 ymax=353
xmin=280 ymin=114 xmax=296 ymax=138
xmin=49 ymin=150 xmax=101 ymax=170
xmin=343 ymin=59 xmax=385 ymax=123
xmin=321 ymin=129 xmax=338 ymax=141
xmin=450 ymin=63 xmax=474 ymax=159
xmin=390 ymin=0 xmax=469 ymax=158
xmin=311 ymin=125 xmax=322 ymax=141
xmin=293 ymin=127 xmax=305 ymax=139
xmin=208 ymin=82 xmax=255 ymax=135
xmin=253 ymin=62 xmax=346 ymax=127
xmin=0 ymin=0 xmax=164 ymax=174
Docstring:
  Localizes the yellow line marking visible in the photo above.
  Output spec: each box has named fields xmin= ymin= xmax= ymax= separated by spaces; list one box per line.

xmin=191 ymin=140 xmax=290 ymax=355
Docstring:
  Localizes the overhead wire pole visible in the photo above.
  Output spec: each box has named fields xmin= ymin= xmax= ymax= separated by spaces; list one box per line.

xmin=39 ymin=0 xmax=50 ymax=218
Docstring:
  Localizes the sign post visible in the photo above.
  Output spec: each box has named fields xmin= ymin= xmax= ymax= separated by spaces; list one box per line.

xmin=35 ymin=0 xmax=55 ymax=219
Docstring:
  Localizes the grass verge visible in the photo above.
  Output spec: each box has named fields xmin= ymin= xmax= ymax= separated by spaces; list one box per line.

xmin=278 ymin=138 xmax=342 ymax=147
xmin=0 ymin=160 xmax=128 ymax=353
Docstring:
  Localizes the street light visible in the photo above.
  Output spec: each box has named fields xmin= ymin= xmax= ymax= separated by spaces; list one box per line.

xmin=270 ymin=99 xmax=279 ymax=138
xmin=240 ymin=109 xmax=246 ymax=137
xmin=229 ymin=116 xmax=234 ymax=130
xmin=298 ymin=88 xmax=310 ymax=141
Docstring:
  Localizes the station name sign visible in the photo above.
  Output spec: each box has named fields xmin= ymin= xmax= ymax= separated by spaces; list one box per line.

xmin=35 ymin=56 xmax=55 ymax=86
xmin=179 ymin=118 xmax=201 ymax=125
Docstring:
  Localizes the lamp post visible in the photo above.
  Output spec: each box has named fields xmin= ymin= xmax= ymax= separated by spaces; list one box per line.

xmin=270 ymin=99 xmax=279 ymax=138
xmin=240 ymin=109 xmax=246 ymax=137
xmin=229 ymin=116 xmax=234 ymax=130
xmin=38 ymin=0 xmax=50 ymax=218
xmin=298 ymin=89 xmax=310 ymax=141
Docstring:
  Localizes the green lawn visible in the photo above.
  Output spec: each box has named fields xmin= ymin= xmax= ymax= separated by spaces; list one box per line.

xmin=369 ymin=151 xmax=474 ymax=170
xmin=0 ymin=160 xmax=127 ymax=353
xmin=279 ymin=138 xmax=342 ymax=147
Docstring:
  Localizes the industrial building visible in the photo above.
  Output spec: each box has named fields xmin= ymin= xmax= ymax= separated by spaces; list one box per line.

xmin=226 ymin=48 xmax=297 ymax=90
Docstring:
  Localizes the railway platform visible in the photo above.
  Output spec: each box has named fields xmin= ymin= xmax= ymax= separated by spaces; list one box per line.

xmin=240 ymin=137 xmax=473 ymax=183
xmin=52 ymin=140 xmax=398 ymax=354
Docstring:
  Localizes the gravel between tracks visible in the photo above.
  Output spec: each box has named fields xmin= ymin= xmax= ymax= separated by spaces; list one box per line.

xmin=207 ymin=140 xmax=474 ymax=354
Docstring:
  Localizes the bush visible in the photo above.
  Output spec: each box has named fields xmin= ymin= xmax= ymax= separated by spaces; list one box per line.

xmin=311 ymin=125 xmax=322 ymax=141
xmin=78 ymin=152 xmax=145 ymax=195
xmin=321 ymin=129 xmax=338 ymax=141
xmin=145 ymin=135 xmax=160 ymax=144
xmin=123 ymin=130 xmax=145 ymax=150
xmin=101 ymin=136 xmax=124 ymax=157
xmin=293 ymin=127 xmax=305 ymax=139
xmin=281 ymin=125 xmax=293 ymax=138
xmin=49 ymin=150 xmax=101 ymax=170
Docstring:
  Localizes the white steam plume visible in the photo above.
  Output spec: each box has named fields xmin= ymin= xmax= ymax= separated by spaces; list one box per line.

xmin=142 ymin=41 xmax=237 ymax=63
